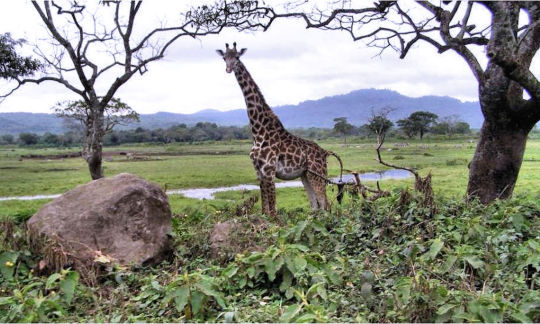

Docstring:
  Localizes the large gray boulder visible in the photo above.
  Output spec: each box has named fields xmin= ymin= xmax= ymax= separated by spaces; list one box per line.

xmin=27 ymin=173 xmax=172 ymax=268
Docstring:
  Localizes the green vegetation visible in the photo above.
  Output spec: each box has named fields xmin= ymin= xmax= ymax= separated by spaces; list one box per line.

xmin=1 ymin=137 xmax=539 ymax=322
xmin=1 ymin=192 xmax=539 ymax=321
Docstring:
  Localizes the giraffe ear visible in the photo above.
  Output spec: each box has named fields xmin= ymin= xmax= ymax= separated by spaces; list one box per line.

xmin=216 ymin=49 xmax=225 ymax=57
xmin=238 ymin=48 xmax=247 ymax=56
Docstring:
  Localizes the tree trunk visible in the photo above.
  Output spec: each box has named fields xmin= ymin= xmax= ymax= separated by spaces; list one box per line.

xmin=87 ymin=148 xmax=103 ymax=180
xmin=83 ymin=104 xmax=105 ymax=180
xmin=467 ymin=120 xmax=529 ymax=203
xmin=467 ymin=62 xmax=538 ymax=203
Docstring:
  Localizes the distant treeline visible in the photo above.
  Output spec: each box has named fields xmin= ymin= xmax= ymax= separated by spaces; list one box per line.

xmin=5 ymin=120 xmax=536 ymax=147
xmin=0 ymin=122 xmax=332 ymax=147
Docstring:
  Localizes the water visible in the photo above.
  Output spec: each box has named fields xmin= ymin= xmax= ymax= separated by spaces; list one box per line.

xmin=169 ymin=169 xmax=412 ymax=200
xmin=0 ymin=169 xmax=412 ymax=201
xmin=0 ymin=194 xmax=62 ymax=202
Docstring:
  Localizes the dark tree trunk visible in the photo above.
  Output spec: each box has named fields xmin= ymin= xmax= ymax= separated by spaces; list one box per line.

xmin=83 ymin=103 xmax=105 ymax=180
xmin=467 ymin=120 xmax=528 ymax=203
xmin=466 ymin=63 xmax=538 ymax=203
xmin=87 ymin=148 xmax=103 ymax=180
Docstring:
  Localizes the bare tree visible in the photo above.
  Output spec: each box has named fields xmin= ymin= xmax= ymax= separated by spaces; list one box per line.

xmin=1 ymin=0 xmax=253 ymax=179
xmin=205 ymin=0 xmax=540 ymax=204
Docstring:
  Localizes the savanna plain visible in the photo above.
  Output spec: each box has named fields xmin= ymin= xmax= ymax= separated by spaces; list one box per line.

xmin=0 ymin=136 xmax=539 ymax=322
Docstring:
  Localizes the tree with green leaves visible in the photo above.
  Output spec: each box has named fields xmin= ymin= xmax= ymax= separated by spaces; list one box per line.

xmin=18 ymin=132 xmax=39 ymax=145
xmin=431 ymin=115 xmax=471 ymax=137
xmin=55 ymin=98 xmax=139 ymax=171
xmin=0 ymin=33 xmax=41 ymax=82
xmin=397 ymin=111 xmax=438 ymax=140
xmin=367 ymin=108 xmax=394 ymax=144
xmin=333 ymin=117 xmax=354 ymax=144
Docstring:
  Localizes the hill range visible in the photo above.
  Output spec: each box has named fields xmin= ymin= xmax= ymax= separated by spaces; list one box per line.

xmin=0 ymin=88 xmax=483 ymax=135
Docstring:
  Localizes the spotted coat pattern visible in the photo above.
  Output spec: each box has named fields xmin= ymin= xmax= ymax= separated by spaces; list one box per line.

xmin=218 ymin=44 xmax=331 ymax=221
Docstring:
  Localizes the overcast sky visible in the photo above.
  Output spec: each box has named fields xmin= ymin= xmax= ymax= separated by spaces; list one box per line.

xmin=0 ymin=1 xmax=538 ymax=115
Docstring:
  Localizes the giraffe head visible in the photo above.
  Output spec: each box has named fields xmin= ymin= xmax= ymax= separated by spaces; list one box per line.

xmin=216 ymin=42 xmax=247 ymax=73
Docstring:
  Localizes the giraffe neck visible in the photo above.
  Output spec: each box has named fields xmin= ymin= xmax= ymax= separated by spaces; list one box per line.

xmin=233 ymin=60 xmax=285 ymax=138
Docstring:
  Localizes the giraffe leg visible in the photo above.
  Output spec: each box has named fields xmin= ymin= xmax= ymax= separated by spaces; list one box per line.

xmin=260 ymin=177 xmax=281 ymax=224
xmin=301 ymin=173 xmax=318 ymax=210
xmin=306 ymin=172 xmax=328 ymax=211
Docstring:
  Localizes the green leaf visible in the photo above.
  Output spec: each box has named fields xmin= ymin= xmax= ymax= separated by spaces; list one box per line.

xmin=465 ymin=256 xmax=484 ymax=269
xmin=0 ymin=251 xmax=19 ymax=281
xmin=294 ymin=221 xmax=308 ymax=241
xmin=288 ymin=244 xmax=309 ymax=252
xmin=437 ymin=303 xmax=456 ymax=315
xmin=307 ymin=282 xmax=327 ymax=301
xmin=395 ymin=277 xmax=412 ymax=305
xmin=310 ymin=221 xmax=328 ymax=235
xmin=317 ymin=284 xmax=328 ymax=301
xmin=279 ymin=303 xmax=303 ymax=323
xmin=293 ymin=255 xmax=307 ymax=273
xmin=285 ymin=287 xmax=294 ymax=300
xmin=172 ymin=285 xmax=190 ymax=313
xmin=511 ymin=311 xmax=532 ymax=323
xmin=59 ymin=271 xmax=79 ymax=304
xmin=279 ymin=269 xmax=293 ymax=292
xmin=285 ymin=255 xmax=297 ymax=275
xmin=295 ymin=313 xmax=319 ymax=322
xmin=511 ymin=214 xmax=526 ymax=230
xmin=425 ymin=238 xmax=444 ymax=259
xmin=442 ymin=255 xmax=458 ymax=273
xmin=190 ymin=290 xmax=205 ymax=315
xmin=238 ymin=276 xmax=247 ymax=288
xmin=246 ymin=266 xmax=256 ymax=278
xmin=222 ymin=265 xmax=239 ymax=278
xmin=477 ymin=305 xmax=502 ymax=323
xmin=195 ymin=281 xmax=226 ymax=309
xmin=46 ymin=273 xmax=62 ymax=290
xmin=264 ymin=258 xmax=278 ymax=281
xmin=306 ymin=282 xmax=322 ymax=299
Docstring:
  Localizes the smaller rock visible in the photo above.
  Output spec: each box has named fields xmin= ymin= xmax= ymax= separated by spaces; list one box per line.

xmin=209 ymin=216 xmax=269 ymax=259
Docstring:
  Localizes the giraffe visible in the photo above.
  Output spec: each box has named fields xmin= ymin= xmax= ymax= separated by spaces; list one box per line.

xmin=217 ymin=42 xmax=343 ymax=222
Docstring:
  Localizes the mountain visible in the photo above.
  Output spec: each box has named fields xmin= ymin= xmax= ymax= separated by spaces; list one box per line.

xmin=0 ymin=89 xmax=483 ymax=135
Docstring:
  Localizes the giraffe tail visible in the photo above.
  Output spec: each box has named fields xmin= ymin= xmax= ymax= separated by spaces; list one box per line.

xmin=327 ymin=151 xmax=344 ymax=182
xmin=327 ymin=151 xmax=345 ymax=204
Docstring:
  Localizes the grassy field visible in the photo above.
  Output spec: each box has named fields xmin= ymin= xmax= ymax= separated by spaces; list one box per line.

xmin=1 ymin=137 xmax=539 ymax=322
xmin=1 ymin=137 xmax=540 ymax=216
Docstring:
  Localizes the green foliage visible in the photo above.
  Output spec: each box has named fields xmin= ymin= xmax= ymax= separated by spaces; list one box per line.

xmin=0 ymin=265 xmax=80 ymax=322
xmin=0 ymin=194 xmax=539 ymax=322
xmin=431 ymin=115 xmax=471 ymax=137
xmin=222 ymin=240 xmax=342 ymax=300
xmin=0 ymin=33 xmax=41 ymax=80
xmin=398 ymin=111 xmax=439 ymax=139
xmin=367 ymin=115 xmax=394 ymax=138
xmin=333 ymin=117 xmax=355 ymax=143
xmin=54 ymin=98 xmax=140 ymax=136
xmin=18 ymin=132 xmax=39 ymax=145
xmin=154 ymin=270 xmax=226 ymax=319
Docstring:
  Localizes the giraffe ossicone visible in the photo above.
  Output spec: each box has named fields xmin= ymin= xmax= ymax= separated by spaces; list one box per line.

xmin=217 ymin=42 xmax=343 ymax=222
